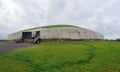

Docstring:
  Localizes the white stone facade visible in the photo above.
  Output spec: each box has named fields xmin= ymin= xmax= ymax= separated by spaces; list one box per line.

xmin=7 ymin=27 xmax=104 ymax=40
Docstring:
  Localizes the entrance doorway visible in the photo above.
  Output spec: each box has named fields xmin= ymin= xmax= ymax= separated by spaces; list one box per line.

xmin=36 ymin=31 xmax=40 ymax=37
xmin=22 ymin=32 xmax=32 ymax=39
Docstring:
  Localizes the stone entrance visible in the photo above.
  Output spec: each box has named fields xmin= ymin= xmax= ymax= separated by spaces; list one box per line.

xmin=22 ymin=32 xmax=32 ymax=39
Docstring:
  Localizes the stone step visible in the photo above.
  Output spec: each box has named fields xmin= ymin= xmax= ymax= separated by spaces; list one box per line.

xmin=33 ymin=37 xmax=40 ymax=44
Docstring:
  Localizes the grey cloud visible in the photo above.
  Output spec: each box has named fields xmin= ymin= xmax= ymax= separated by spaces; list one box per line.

xmin=0 ymin=0 xmax=120 ymax=39
xmin=13 ymin=0 xmax=47 ymax=25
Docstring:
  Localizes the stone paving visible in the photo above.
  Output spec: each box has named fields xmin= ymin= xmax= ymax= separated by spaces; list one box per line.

xmin=0 ymin=43 xmax=35 ymax=54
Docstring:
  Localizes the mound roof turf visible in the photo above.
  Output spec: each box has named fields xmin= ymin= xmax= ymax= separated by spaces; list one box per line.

xmin=8 ymin=24 xmax=81 ymax=35
xmin=23 ymin=24 xmax=80 ymax=31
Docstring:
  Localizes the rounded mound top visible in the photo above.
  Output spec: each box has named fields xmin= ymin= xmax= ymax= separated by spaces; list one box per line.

xmin=25 ymin=24 xmax=80 ymax=31
xmin=41 ymin=24 xmax=80 ymax=28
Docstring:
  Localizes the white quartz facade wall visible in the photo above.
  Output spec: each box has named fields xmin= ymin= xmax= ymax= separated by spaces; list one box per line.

xmin=40 ymin=27 xmax=104 ymax=40
xmin=7 ymin=27 xmax=104 ymax=40
xmin=7 ymin=32 xmax=22 ymax=40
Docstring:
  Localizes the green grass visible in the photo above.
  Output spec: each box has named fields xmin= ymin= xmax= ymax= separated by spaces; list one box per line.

xmin=23 ymin=24 xmax=80 ymax=31
xmin=40 ymin=24 xmax=80 ymax=28
xmin=0 ymin=41 xmax=120 ymax=72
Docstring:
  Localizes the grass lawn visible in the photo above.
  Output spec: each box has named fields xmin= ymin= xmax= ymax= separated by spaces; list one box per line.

xmin=0 ymin=41 xmax=120 ymax=72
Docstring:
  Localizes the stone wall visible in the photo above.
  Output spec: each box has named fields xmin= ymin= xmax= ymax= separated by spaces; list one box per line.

xmin=7 ymin=27 xmax=104 ymax=40
xmin=40 ymin=27 xmax=104 ymax=40
xmin=7 ymin=32 xmax=22 ymax=40
xmin=7 ymin=30 xmax=37 ymax=40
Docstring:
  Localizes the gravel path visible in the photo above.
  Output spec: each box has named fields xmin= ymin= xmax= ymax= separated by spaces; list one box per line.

xmin=0 ymin=43 xmax=35 ymax=54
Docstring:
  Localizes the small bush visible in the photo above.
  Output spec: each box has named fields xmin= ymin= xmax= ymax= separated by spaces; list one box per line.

xmin=116 ymin=38 xmax=120 ymax=41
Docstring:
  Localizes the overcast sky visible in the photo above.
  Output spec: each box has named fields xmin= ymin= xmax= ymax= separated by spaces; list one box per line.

xmin=0 ymin=0 xmax=120 ymax=39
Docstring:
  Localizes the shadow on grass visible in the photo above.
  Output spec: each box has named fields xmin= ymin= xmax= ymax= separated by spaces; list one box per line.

xmin=11 ymin=44 xmax=96 ymax=72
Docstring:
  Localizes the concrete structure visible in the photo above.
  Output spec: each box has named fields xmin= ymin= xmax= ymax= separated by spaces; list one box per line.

xmin=7 ymin=27 xmax=104 ymax=43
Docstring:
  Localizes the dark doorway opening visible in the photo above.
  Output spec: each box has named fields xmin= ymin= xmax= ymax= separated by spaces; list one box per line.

xmin=33 ymin=31 xmax=41 ymax=44
xmin=36 ymin=31 xmax=40 ymax=37
xmin=22 ymin=32 xmax=32 ymax=39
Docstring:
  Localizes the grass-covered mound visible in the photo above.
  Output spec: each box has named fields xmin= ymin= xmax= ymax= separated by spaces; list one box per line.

xmin=0 ymin=41 xmax=120 ymax=72
xmin=41 ymin=24 xmax=80 ymax=28
xmin=24 ymin=24 xmax=80 ymax=31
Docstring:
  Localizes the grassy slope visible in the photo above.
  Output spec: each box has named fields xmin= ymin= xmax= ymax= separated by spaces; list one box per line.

xmin=0 ymin=41 xmax=120 ymax=72
xmin=23 ymin=24 xmax=80 ymax=31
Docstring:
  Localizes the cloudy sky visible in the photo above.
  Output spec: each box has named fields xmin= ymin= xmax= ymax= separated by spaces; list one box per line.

xmin=0 ymin=0 xmax=120 ymax=39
